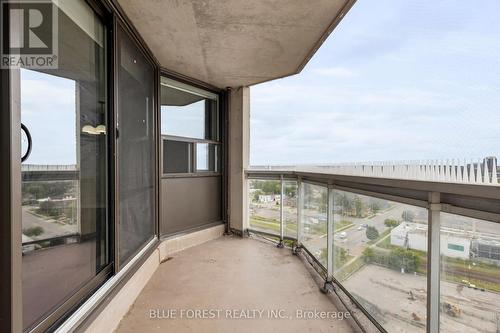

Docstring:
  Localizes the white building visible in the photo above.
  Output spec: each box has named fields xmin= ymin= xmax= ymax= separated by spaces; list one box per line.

xmin=390 ymin=222 xmax=471 ymax=259
xmin=258 ymin=194 xmax=281 ymax=203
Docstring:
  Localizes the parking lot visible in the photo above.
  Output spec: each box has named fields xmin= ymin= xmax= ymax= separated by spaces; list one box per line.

xmin=343 ymin=264 xmax=500 ymax=333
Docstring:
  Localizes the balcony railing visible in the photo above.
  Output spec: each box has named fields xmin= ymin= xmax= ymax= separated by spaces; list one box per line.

xmin=249 ymin=157 xmax=500 ymax=185
xmin=246 ymin=166 xmax=500 ymax=333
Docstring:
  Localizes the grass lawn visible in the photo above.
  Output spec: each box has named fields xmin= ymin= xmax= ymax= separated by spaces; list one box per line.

xmin=334 ymin=220 xmax=354 ymax=231
xmin=335 ymin=256 xmax=366 ymax=282
xmin=367 ymin=228 xmax=391 ymax=245
xmin=250 ymin=215 xmax=297 ymax=235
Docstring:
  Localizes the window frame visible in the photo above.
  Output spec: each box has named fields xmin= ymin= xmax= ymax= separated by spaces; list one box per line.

xmin=160 ymin=77 xmax=222 ymax=178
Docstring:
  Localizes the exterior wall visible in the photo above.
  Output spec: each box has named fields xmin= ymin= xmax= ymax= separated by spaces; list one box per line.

xmin=441 ymin=234 xmax=470 ymax=259
xmin=160 ymin=177 xmax=222 ymax=236
xmin=391 ymin=222 xmax=471 ymax=259
xmin=228 ymin=87 xmax=250 ymax=233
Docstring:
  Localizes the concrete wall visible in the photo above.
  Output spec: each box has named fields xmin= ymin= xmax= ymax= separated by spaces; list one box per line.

xmin=228 ymin=87 xmax=250 ymax=233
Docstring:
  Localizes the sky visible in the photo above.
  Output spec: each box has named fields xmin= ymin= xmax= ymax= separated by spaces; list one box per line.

xmin=21 ymin=68 xmax=77 ymax=165
xmin=250 ymin=0 xmax=500 ymax=166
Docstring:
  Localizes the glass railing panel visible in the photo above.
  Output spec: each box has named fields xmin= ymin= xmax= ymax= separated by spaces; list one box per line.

xmin=439 ymin=213 xmax=500 ymax=333
xmin=283 ymin=180 xmax=298 ymax=239
xmin=332 ymin=189 xmax=428 ymax=332
xmin=248 ymin=179 xmax=281 ymax=235
xmin=301 ymin=183 xmax=328 ymax=266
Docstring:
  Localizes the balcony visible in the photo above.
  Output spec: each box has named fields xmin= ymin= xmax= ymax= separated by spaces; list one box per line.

xmin=115 ymin=236 xmax=356 ymax=333
xmin=82 ymin=164 xmax=500 ymax=333
xmin=3 ymin=0 xmax=500 ymax=332
xmin=243 ymin=166 xmax=500 ymax=333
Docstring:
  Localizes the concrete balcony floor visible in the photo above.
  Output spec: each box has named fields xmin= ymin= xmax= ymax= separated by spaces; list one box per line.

xmin=116 ymin=236 xmax=357 ymax=333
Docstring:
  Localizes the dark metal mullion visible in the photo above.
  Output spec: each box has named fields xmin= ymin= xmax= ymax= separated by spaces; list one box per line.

xmin=0 ymin=11 xmax=23 ymax=329
xmin=105 ymin=0 xmax=159 ymax=68
xmin=154 ymin=60 xmax=161 ymax=240
xmin=112 ymin=15 xmax=121 ymax=274
xmin=162 ymin=134 xmax=221 ymax=145
xmin=192 ymin=141 xmax=197 ymax=173
xmin=160 ymin=67 xmax=222 ymax=96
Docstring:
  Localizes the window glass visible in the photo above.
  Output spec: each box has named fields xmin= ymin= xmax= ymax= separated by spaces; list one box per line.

xmin=161 ymin=98 xmax=205 ymax=139
xmin=164 ymin=140 xmax=191 ymax=174
xmin=301 ymin=183 xmax=327 ymax=265
xmin=440 ymin=213 xmax=500 ymax=333
xmin=20 ymin=2 xmax=109 ymax=330
xmin=196 ymin=143 xmax=209 ymax=171
xmin=117 ymin=24 xmax=155 ymax=264
xmin=332 ymin=190 xmax=427 ymax=332
xmin=248 ymin=179 xmax=281 ymax=235
xmin=160 ymin=77 xmax=220 ymax=175
xmin=283 ymin=180 xmax=298 ymax=238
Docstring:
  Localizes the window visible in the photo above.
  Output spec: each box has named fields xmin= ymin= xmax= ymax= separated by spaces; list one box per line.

xmin=19 ymin=2 xmax=109 ymax=330
xmin=160 ymin=77 xmax=220 ymax=175
xmin=163 ymin=140 xmax=192 ymax=174
xmin=117 ymin=23 xmax=155 ymax=265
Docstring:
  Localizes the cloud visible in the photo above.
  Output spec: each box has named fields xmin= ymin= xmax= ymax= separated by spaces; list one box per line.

xmin=250 ymin=0 xmax=500 ymax=166
xmin=312 ymin=67 xmax=358 ymax=78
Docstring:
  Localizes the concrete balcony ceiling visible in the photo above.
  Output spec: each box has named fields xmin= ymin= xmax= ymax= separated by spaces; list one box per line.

xmin=117 ymin=0 xmax=355 ymax=88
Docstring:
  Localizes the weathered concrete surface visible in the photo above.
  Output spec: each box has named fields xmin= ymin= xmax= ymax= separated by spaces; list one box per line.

xmin=228 ymin=87 xmax=249 ymax=233
xmin=117 ymin=0 xmax=354 ymax=88
xmin=116 ymin=237 xmax=356 ymax=333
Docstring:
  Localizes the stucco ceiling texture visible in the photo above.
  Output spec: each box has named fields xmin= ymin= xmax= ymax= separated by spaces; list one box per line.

xmin=117 ymin=0 xmax=353 ymax=88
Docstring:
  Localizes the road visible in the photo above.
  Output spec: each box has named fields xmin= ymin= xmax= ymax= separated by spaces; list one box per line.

xmin=303 ymin=203 xmax=417 ymax=258
xmin=22 ymin=206 xmax=77 ymax=241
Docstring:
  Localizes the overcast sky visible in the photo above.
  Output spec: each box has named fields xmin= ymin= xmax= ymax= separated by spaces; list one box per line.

xmin=250 ymin=0 xmax=500 ymax=166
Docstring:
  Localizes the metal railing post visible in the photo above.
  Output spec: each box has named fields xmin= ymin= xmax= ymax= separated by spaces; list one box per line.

xmin=294 ymin=177 xmax=304 ymax=254
xmin=327 ymin=184 xmax=334 ymax=279
xmin=427 ymin=192 xmax=441 ymax=333
xmin=321 ymin=184 xmax=335 ymax=294
xmin=277 ymin=174 xmax=284 ymax=248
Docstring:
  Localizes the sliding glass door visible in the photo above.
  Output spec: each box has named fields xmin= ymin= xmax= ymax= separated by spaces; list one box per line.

xmin=19 ymin=1 xmax=110 ymax=330
xmin=116 ymin=24 xmax=156 ymax=265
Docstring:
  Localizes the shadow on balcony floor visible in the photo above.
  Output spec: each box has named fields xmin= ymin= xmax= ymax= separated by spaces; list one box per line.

xmin=116 ymin=236 xmax=356 ymax=333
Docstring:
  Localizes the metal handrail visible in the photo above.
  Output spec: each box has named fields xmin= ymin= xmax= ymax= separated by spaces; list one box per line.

xmin=246 ymin=168 xmax=500 ymax=333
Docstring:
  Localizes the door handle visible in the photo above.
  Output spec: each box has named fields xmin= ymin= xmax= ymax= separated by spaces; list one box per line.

xmin=21 ymin=123 xmax=32 ymax=163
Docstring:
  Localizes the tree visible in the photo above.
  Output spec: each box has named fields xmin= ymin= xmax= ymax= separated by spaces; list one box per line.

xmin=365 ymin=226 xmax=379 ymax=240
xmin=384 ymin=218 xmax=400 ymax=228
xmin=362 ymin=247 xmax=375 ymax=263
xmin=402 ymin=210 xmax=415 ymax=222
xmin=389 ymin=248 xmax=420 ymax=272
xmin=253 ymin=190 xmax=263 ymax=202
xmin=337 ymin=193 xmax=352 ymax=216
xmin=353 ymin=195 xmax=364 ymax=217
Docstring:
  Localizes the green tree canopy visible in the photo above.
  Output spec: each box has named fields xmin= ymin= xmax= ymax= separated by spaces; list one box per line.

xmin=365 ymin=226 xmax=379 ymax=240
xmin=384 ymin=218 xmax=400 ymax=228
